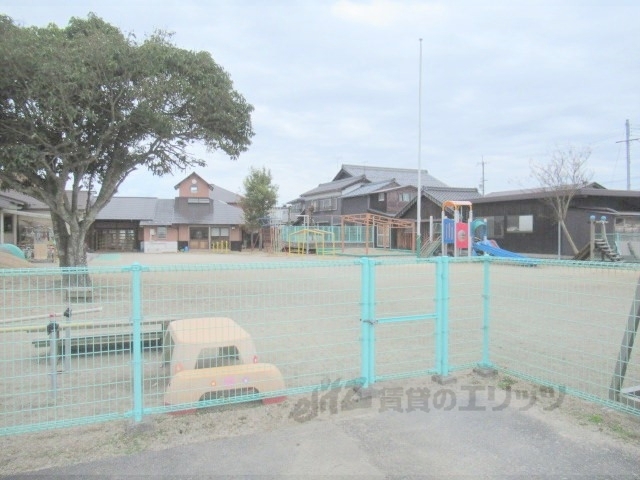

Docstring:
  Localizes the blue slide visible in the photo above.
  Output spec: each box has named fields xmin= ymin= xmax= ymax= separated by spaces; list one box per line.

xmin=473 ymin=240 xmax=538 ymax=265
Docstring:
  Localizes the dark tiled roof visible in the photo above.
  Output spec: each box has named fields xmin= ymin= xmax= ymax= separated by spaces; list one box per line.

xmin=173 ymin=197 xmax=214 ymax=224
xmin=96 ymin=197 xmax=158 ymax=220
xmin=341 ymin=180 xmax=398 ymax=199
xmin=300 ymin=175 xmax=367 ymax=197
xmin=210 ymin=184 xmax=242 ymax=204
xmin=0 ymin=190 xmax=48 ymax=209
xmin=0 ymin=197 xmax=14 ymax=209
xmin=427 ymin=187 xmax=483 ymax=205
xmin=336 ymin=164 xmax=449 ymax=188
xmin=95 ymin=192 xmax=244 ymax=226
xmin=397 ymin=187 xmax=482 ymax=218
xmin=476 ymin=184 xmax=640 ymax=204
xmin=140 ymin=199 xmax=175 ymax=226
xmin=1 ymin=189 xmax=97 ymax=212
xmin=0 ymin=192 xmax=27 ymax=209
xmin=171 ymin=197 xmax=244 ymax=225
xmin=211 ymin=199 xmax=244 ymax=224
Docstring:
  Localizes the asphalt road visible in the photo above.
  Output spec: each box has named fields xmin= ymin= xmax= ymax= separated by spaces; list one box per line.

xmin=8 ymin=384 xmax=640 ymax=479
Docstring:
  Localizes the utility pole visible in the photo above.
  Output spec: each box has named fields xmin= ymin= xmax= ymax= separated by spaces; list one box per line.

xmin=416 ymin=38 xmax=423 ymax=255
xmin=478 ymin=156 xmax=487 ymax=196
xmin=616 ymin=119 xmax=639 ymax=190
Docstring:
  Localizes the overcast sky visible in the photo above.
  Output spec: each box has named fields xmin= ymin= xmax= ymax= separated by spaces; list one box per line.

xmin=2 ymin=1 xmax=639 ymax=203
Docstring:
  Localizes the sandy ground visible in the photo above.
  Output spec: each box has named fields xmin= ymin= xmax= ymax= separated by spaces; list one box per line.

xmin=0 ymin=252 xmax=640 ymax=474
xmin=0 ymin=251 xmax=35 ymax=269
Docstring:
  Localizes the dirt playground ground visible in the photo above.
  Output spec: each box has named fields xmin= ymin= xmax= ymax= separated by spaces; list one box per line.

xmin=1 ymin=250 xmax=640 ymax=475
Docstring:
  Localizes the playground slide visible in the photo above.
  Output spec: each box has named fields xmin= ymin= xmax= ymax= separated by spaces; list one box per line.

xmin=473 ymin=241 xmax=537 ymax=264
xmin=0 ymin=243 xmax=26 ymax=259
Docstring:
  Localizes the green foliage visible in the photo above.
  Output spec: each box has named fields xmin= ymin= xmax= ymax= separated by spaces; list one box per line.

xmin=497 ymin=376 xmax=517 ymax=390
xmin=240 ymin=167 xmax=278 ymax=230
xmin=587 ymin=414 xmax=603 ymax=424
xmin=0 ymin=14 xmax=254 ymax=266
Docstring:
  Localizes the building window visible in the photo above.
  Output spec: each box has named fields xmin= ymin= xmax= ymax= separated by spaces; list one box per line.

xmin=486 ymin=216 xmax=505 ymax=239
xmin=190 ymin=227 xmax=208 ymax=240
xmin=211 ymin=227 xmax=230 ymax=241
xmin=317 ymin=198 xmax=337 ymax=212
xmin=190 ymin=185 xmax=198 ymax=193
xmin=157 ymin=226 xmax=167 ymax=239
xmin=378 ymin=193 xmax=385 ymax=201
xmin=506 ymin=215 xmax=533 ymax=233
xmin=400 ymin=192 xmax=411 ymax=202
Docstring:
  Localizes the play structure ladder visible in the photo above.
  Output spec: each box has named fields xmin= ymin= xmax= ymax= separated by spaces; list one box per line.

xmin=594 ymin=237 xmax=623 ymax=262
xmin=420 ymin=236 xmax=441 ymax=257
xmin=573 ymin=217 xmax=623 ymax=262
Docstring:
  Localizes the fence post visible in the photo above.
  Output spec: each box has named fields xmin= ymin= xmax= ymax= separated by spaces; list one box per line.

xmin=130 ymin=262 xmax=144 ymax=422
xmin=47 ymin=319 xmax=59 ymax=401
xmin=434 ymin=255 xmax=450 ymax=379
xmin=63 ymin=307 xmax=72 ymax=372
xmin=479 ymin=256 xmax=494 ymax=371
xmin=359 ymin=257 xmax=376 ymax=388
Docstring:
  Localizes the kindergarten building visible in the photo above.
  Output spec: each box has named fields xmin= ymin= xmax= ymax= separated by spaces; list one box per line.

xmin=89 ymin=173 xmax=245 ymax=253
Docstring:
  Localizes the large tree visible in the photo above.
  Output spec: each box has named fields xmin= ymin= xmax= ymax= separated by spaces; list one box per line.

xmin=0 ymin=14 xmax=254 ymax=268
xmin=240 ymin=166 xmax=278 ymax=249
xmin=530 ymin=144 xmax=593 ymax=256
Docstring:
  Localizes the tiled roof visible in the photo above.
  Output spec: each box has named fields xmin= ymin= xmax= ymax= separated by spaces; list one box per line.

xmin=173 ymin=197 xmax=214 ymax=224
xmin=300 ymin=175 xmax=367 ymax=197
xmin=139 ymin=199 xmax=175 ymax=226
xmin=336 ymin=164 xmax=449 ymax=188
xmin=96 ymin=194 xmax=244 ymax=226
xmin=0 ymin=190 xmax=96 ymax=212
xmin=209 ymin=184 xmax=242 ymax=204
xmin=211 ymin=199 xmax=244 ymax=224
xmin=134 ymin=198 xmax=244 ymax=226
xmin=0 ymin=190 xmax=48 ymax=209
xmin=396 ymin=187 xmax=482 ymax=218
xmin=95 ymin=197 xmax=158 ymax=220
xmin=426 ymin=187 xmax=483 ymax=205
xmin=0 ymin=197 xmax=14 ymax=209
xmin=475 ymin=184 xmax=639 ymax=204
xmin=341 ymin=180 xmax=398 ymax=198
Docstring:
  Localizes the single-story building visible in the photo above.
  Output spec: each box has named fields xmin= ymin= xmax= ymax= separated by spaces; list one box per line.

xmin=464 ymin=184 xmax=640 ymax=257
xmin=1 ymin=172 xmax=246 ymax=255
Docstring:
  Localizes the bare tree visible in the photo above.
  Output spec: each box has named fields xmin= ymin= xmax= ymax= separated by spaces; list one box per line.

xmin=530 ymin=145 xmax=593 ymax=256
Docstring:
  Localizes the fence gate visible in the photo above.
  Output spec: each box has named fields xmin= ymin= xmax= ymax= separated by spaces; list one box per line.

xmin=358 ymin=257 xmax=449 ymax=389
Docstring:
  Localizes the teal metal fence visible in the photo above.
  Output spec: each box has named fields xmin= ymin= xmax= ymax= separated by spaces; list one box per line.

xmin=609 ymin=232 xmax=640 ymax=262
xmin=1 ymin=256 xmax=639 ymax=435
xmin=279 ymin=225 xmax=375 ymax=245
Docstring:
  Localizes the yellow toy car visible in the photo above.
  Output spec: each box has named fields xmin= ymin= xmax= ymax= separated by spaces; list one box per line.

xmin=162 ymin=317 xmax=286 ymax=412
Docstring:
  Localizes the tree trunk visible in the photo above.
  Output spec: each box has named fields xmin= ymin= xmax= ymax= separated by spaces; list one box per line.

xmin=51 ymin=213 xmax=92 ymax=287
xmin=560 ymin=220 xmax=579 ymax=255
xmin=251 ymin=232 xmax=259 ymax=250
